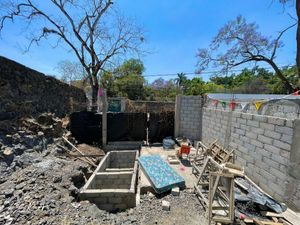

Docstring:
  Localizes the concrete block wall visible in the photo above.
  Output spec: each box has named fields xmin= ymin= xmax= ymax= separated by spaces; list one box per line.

xmin=81 ymin=191 xmax=136 ymax=211
xmin=89 ymin=173 xmax=133 ymax=189
xmin=80 ymin=150 xmax=138 ymax=211
xmin=109 ymin=151 xmax=137 ymax=168
xmin=175 ymin=95 xmax=202 ymax=140
xmin=202 ymin=107 xmax=300 ymax=211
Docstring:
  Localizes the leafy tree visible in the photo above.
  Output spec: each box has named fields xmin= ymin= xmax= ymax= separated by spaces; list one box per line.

xmin=279 ymin=0 xmax=300 ymax=87
xmin=99 ymin=59 xmax=146 ymax=100
xmin=149 ymin=78 xmax=177 ymax=101
xmin=185 ymin=78 xmax=206 ymax=95
xmin=175 ymin=72 xmax=188 ymax=93
xmin=0 ymin=0 xmax=144 ymax=110
xmin=196 ymin=15 xmax=296 ymax=93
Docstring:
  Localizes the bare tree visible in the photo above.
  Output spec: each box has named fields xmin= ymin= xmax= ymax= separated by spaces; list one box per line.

xmin=56 ymin=60 xmax=85 ymax=85
xmin=196 ymin=15 xmax=296 ymax=93
xmin=279 ymin=0 xmax=300 ymax=87
xmin=0 ymin=0 xmax=144 ymax=109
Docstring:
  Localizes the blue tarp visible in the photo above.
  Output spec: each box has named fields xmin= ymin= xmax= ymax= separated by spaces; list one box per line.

xmin=138 ymin=155 xmax=185 ymax=194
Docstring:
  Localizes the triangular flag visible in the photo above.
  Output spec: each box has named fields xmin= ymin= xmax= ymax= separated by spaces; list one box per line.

xmin=212 ymin=99 xmax=219 ymax=106
xmin=254 ymin=101 xmax=265 ymax=111
xmin=229 ymin=101 xmax=236 ymax=111
xmin=221 ymin=101 xmax=226 ymax=109
xmin=240 ymin=102 xmax=248 ymax=110
xmin=292 ymin=90 xmax=299 ymax=96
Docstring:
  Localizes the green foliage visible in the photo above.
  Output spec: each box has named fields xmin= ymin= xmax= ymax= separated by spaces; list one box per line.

xmin=100 ymin=58 xmax=298 ymax=101
xmin=100 ymin=58 xmax=146 ymax=100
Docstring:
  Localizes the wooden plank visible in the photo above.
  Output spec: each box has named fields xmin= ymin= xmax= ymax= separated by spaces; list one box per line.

xmin=244 ymin=218 xmax=283 ymax=225
xmin=261 ymin=211 xmax=284 ymax=218
xmin=234 ymin=180 xmax=248 ymax=193
xmin=253 ymin=219 xmax=265 ymax=225
xmin=281 ymin=208 xmax=300 ymax=225
xmin=62 ymin=137 xmax=97 ymax=167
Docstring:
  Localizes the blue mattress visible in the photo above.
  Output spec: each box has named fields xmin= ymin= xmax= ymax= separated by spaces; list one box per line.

xmin=138 ymin=155 xmax=185 ymax=194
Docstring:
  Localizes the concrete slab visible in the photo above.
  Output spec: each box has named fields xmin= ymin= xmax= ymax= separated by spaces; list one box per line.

xmin=139 ymin=146 xmax=197 ymax=194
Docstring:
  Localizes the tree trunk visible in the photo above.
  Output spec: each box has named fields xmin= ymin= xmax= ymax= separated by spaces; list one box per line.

xmin=296 ymin=0 xmax=300 ymax=88
xmin=267 ymin=59 xmax=295 ymax=93
xmin=89 ymin=75 xmax=99 ymax=111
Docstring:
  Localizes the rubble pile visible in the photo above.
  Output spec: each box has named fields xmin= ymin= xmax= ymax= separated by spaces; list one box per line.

xmin=0 ymin=113 xmax=205 ymax=225
xmin=0 ymin=113 xmax=96 ymax=224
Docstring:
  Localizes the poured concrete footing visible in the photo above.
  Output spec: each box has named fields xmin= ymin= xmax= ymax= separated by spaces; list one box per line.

xmin=80 ymin=150 xmax=139 ymax=211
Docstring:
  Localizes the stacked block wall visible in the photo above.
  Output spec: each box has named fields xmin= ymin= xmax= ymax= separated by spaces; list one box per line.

xmin=202 ymin=107 xmax=300 ymax=210
xmin=176 ymin=95 xmax=202 ymax=140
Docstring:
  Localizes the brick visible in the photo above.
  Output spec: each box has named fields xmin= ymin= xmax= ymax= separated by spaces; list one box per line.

xmin=258 ymin=135 xmax=273 ymax=145
xmin=264 ymin=130 xmax=281 ymax=139
xmin=280 ymin=134 xmax=293 ymax=144
xmin=233 ymin=128 xmax=245 ymax=135
xmin=273 ymin=140 xmax=291 ymax=151
xmin=240 ymin=135 xmax=250 ymax=144
xmin=271 ymin=153 xmax=289 ymax=165
xmin=270 ymin=168 xmax=288 ymax=182
xmin=268 ymin=181 xmax=285 ymax=196
xmin=260 ymin=122 xmax=275 ymax=131
xmin=162 ymin=200 xmax=170 ymax=211
xmin=253 ymin=114 xmax=268 ymax=122
xmin=247 ymin=120 xmax=259 ymax=127
xmin=285 ymin=120 xmax=294 ymax=128
xmin=280 ymin=150 xmax=290 ymax=159
xmin=250 ymin=127 xmax=264 ymax=134
xmin=245 ymin=132 xmax=257 ymax=139
xmin=267 ymin=117 xmax=285 ymax=126
xmin=257 ymin=148 xmax=272 ymax=157
xmin=240 ymin=124 xmax=251 ymax=131
xmin=244 ymin=142 xmax=256 ymax=151
xmin=171 ymin=187 xmax=180 ymax=196
xmin=251 ymin=139 xmax=263 ymax=148
xmin=260 ymin=169 xmax=277 ymax=183
xmin=238 ymin=145 xmax=249 ymax=154
xmin=241 ymin=113 xmax=253 ymax=120
xmin=263 ymin=156 xmax=280 ymax=169
xmin=264 ymin=144 xmax=280 ymax=155
xmin=237 ymin=118 xmax=247 ymax=125
xmin=275 ymin=126 xmax=293 ymax=136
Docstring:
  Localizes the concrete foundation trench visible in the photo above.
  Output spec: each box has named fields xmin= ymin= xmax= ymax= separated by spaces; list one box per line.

xmin=80 ymin=150 xmax=139 ymax=212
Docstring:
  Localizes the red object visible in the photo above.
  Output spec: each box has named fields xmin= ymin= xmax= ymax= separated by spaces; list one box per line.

xmin=229 ymin=101 xmax=236 ymax=111
xmin=293 ymin=90 xmax=299 ymax=96
xmin=239 ymin=213 xmax=246 ymax=220
xmin=180 ymin=145 xmax=191 ymax=155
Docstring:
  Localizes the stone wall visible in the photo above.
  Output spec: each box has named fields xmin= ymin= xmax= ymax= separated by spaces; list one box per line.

xmin=0 ymin=56 xmax=86 ymax=119
xmin=202 ymin=107 xmax=300 ymax=211
xmin=175 ymin=95 xmax=202 ymax=140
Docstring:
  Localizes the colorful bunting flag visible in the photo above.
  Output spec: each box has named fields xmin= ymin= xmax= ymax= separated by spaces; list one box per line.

xmin=254 ymin=101 xmax=265 ymax=111
xmin=240 ymin=102 xmax=248 ymax=110
xmin=213 ymin=99 xmax=219 ymax=106
xmin=221 ymin=101 xmax=226 ymax=109
xmin=229 ymin=101 xmax=236 ymax=111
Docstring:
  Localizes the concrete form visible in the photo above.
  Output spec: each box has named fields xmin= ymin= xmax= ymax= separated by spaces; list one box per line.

xmin=80 ymin=150 xmax=139 ymax=211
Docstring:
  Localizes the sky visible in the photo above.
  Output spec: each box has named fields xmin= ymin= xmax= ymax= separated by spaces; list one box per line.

xmin=0 ymin=0 xmax=297 ymax=82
